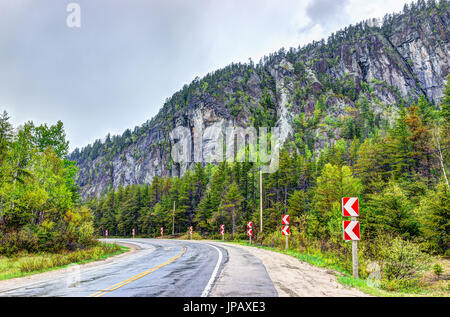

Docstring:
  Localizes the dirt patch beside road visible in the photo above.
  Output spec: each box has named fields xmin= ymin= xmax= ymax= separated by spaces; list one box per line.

xmin=229 ymin=244 xmax=370 ymax=297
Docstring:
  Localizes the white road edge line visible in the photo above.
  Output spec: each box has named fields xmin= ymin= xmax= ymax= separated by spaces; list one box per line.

xmin=201 ymin=244 xmax=223 ymax=297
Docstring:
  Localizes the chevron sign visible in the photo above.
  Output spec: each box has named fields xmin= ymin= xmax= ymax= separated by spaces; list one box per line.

xmin=282 ymin=225 xmax=289 ymax=236
xmin=342 ymin=197 xmax=359 ymax=217
xmin=247 ymin=221 xmax=253 ymax=229
xmin=247 ymin=228 xmax=252 ymax=236
xmin=343 ymin=221 xmax=360 ymax=241
xmin=282 ymin=215 xmax=289 ymax=225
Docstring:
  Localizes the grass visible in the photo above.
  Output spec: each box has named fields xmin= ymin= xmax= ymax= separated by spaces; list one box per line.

xmin=0 ymin=242 xmax=129 ymax=281
xmin=225 ymin=240 xmax=449 ymax=297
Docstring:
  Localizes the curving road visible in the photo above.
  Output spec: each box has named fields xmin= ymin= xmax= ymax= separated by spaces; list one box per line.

xmin=0 ymin=239 xmax=278 ymax=297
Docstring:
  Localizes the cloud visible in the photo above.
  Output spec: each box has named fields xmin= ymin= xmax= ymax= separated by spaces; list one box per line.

xmin=306 ymin=0 xmax=350 ymax=28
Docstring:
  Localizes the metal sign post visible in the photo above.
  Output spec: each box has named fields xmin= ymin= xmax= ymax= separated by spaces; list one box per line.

xmin=172 ymin=201 xmax=175 ymax=235
xmin=282 ymin=226 xmax=289 ymax=249
xmin=260 ymin=170 xmax=263 ymax=233
xmin=352 ymin=216 xmax=358 ymax=279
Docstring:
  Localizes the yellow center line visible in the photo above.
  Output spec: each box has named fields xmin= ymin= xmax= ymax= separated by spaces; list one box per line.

xmin=87 ymin=246 xmax=187 ymax=297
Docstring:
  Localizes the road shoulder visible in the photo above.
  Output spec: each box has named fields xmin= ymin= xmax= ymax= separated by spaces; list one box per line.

xmin=227 ymin=243 xmax=370 ymax=297
xmin=207 ymin=242 xmax=278 ymax=297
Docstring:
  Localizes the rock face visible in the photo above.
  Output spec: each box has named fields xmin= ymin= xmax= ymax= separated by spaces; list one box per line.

xmin=69 ymin=3 xmax=450 ymax=199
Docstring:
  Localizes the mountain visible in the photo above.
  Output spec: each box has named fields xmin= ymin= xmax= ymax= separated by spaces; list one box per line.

xmin=69 ymin=1 xmax=450 ymax=199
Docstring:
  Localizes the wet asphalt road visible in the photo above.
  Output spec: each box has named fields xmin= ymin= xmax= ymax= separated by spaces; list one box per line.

xmin=0 ymin=239 xmax=227 ymax=297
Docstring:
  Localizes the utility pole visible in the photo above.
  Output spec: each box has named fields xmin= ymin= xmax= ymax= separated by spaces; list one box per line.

xmin=172 ymin=201 xmax=175 ymax=236
xmin=260 ymin=169 xmax=263 ymax=233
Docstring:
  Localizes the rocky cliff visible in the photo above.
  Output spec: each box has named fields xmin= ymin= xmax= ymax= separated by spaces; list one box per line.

xmin=69 ymin=1 xmax=450 ymax=199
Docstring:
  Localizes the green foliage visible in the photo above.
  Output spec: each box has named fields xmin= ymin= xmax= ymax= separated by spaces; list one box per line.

xmin=415 ymin=182 xmax=450 ymax=254
xmin=433 ymin=263 xmax=443 ymax=279
xmin=380 ymin=237 xmax=431 ymax=290
xmin=365 ymin=182 xmax=420 ymax=239
xmin=0 ymin=113 xmax=93 ymax=255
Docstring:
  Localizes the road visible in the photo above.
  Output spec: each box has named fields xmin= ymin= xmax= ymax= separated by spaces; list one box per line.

xmin=0 ymin=239 xmax=278 ymax=297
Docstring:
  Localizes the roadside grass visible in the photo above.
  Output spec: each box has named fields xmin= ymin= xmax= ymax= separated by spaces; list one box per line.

xmin=226 ymin=240 xmax=449 ymax=297
xmin=0 ymin=243 xmax=128 ymax=281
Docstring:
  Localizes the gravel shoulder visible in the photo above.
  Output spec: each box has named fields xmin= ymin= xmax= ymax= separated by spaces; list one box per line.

xmin=227 ymin=243 xmax=370 ymax=297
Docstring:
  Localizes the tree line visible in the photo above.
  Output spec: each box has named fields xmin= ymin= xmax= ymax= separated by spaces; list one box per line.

xmin=0 ymin=114 xmax=95 ymax=255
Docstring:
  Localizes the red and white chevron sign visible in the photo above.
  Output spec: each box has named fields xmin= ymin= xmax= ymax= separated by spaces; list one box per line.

xmin=160 ymin=227 xmax=163 ymax=235
xmin=342 ymin=197 xmax=359 ymax=217
xmin=105 ymin=230 xmax=108 ymax=237
xmin=189 ymin=226 xmax=193 ymax=234
xmin=343 ymin=221 xmax=360 ymax=241
xmin=282 ymin=225 xmax=289 ymax=236
xmin=247 ymin=221 xmax=253 ymax=229
xmin=247 ymin=228 xmax=252 ymax=236
xmin=282 ymin=215 xmax=289 ymax=225
xmin=220 ymin=224 xmax=225 ymax=235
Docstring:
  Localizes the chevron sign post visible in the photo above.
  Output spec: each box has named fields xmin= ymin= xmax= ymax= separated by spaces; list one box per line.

xmin=247 ymin=222 xmax=253 ymax=244
xmin=189 ymin=226 xmax=193 ymax=240
xmin=160 ymin=227 xmax=163 ymax=238
xmin=342 ymin=197 xmax=360 ymax=278
xmin=282 ymin=214 xmax=289 ymax=250
xmin=220 ymin=224 xmax=225 ymax=241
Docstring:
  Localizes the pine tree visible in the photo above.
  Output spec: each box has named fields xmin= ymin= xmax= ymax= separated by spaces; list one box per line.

xmin=416 ymin=182 xmax=449 ymax=254
xmin=404 ymin=104 xmax=433 ymax=180
xmin=0 ymin=111 xmax=12 ymax=167
xmin=220 ymin=182 xmax=243 ymax=237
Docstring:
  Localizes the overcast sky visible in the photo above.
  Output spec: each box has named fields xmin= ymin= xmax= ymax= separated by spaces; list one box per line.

xmin=0 ymin=0 xmax=415 ymax=151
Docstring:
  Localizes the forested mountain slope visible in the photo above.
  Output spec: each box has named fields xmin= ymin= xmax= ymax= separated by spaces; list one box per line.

xmin=69 ymin=1 xmax=450 ymax=199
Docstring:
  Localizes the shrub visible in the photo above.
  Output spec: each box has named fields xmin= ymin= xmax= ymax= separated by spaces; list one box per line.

xmin=0 ymin=228 xmax=39 ymax=256
xmin=433 ymin=264 xmax=443 ymax=279
xmin=380 ymin=237 xmax=431 ymax=290
xmin=19 ymin=257 xmax=52 ymax=272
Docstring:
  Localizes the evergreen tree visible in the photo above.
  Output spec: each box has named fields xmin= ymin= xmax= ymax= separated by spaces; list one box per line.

xmin=219 ymin=182 xmax=243 ymax=237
